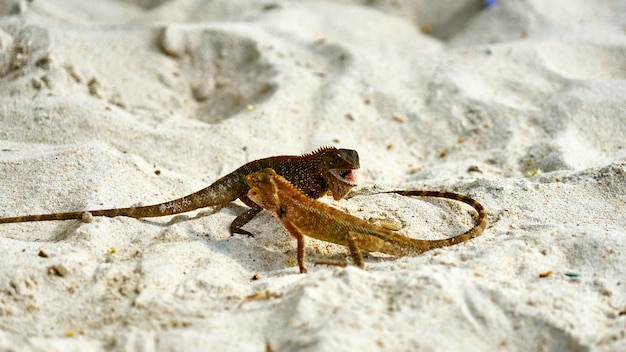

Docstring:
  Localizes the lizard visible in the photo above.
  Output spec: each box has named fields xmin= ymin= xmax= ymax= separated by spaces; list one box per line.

xmin=0 ymin=147 xmax=360 ymax=236
xmin=245 ymin=168 xmax=486 ymax=273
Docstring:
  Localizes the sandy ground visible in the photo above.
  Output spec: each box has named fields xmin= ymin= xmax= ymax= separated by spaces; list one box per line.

xmin=0 ymin=0 xmax=625 ymax=351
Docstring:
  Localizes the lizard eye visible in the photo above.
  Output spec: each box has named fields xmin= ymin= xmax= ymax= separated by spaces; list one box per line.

xmin=330 ymin=153 xmax=342 ymax=164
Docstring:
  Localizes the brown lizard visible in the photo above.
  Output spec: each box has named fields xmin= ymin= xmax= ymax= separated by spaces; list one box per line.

xmin=0 ymin=147 xmax=359 ymax=236
xmin=245 ymin=168 xmax=486 ymax=273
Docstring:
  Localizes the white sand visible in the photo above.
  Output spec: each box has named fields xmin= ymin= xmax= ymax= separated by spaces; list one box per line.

xmin=1 ymin=0 xmax=625 ymax=350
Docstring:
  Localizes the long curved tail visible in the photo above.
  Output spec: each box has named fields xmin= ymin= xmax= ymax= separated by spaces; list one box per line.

xmin=382 ymin=190 xmax=487 ymax=253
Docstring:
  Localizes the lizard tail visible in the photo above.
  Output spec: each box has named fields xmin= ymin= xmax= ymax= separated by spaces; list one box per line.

xmin=0 ymin=183 xmax=240 ymax=224
xmin=0 ymin=212 xmax=89 ymax=223
xmin=383 ymin=190 xmax=487 ymax=253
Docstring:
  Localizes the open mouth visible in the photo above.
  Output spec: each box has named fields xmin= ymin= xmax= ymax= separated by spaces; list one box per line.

xmin=329 ymin=169 xmax=358 ymax=186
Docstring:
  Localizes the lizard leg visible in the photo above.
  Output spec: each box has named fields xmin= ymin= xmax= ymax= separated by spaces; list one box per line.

xmin=281 ymin=221 xmax=308 ymax=273
xmin=229 ymin=196 xmax=263 ymax=237
xmin=346 ymin=231 xmax=365 ymax=268
xmin=314 ymin=231 xmax=364 ymax=269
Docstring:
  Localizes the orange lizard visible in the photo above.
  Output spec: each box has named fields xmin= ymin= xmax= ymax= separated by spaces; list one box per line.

xmin=0 ymin=147 xmax=359 ymax=236
xmin=245 ymin=168 xmax=486 ymax=273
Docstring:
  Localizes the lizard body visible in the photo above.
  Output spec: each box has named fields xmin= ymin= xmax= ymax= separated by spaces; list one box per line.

xmin=245 ymin=168 xmax=486 ymax=273
xmin=0 ymin=147 xmax=359 ymax=236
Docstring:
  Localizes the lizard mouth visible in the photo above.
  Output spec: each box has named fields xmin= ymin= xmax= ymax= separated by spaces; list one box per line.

xmin=329 ymin=168 xmax=358 ymax=186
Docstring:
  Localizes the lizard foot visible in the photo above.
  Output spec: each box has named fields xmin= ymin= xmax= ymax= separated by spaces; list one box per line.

xmin=313 ymin=260 xmax=349 ymax=268
xmin=231 ymin=227 xmax=256 ymax=237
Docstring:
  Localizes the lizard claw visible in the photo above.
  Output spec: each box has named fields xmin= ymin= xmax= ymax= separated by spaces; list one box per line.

xmin=231 ymin=227 xmax=256 ymax=237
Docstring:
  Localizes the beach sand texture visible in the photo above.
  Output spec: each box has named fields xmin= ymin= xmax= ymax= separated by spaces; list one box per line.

xmin=1 ymin=0 xmax=625 ymax=351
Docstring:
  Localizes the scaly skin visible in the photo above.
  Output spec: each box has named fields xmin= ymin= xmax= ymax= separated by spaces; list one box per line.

xmin=0 ymin=147 xmax=360 ymax=236
xmin=245 ymin=168 xmax=486 ymax=273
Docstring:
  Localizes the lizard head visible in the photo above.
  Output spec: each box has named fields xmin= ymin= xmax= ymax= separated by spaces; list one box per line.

xmin=245 ymin=168 xmax=281 ymax=214
xmin=317 ymin=147 xmax=360 ymax=200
